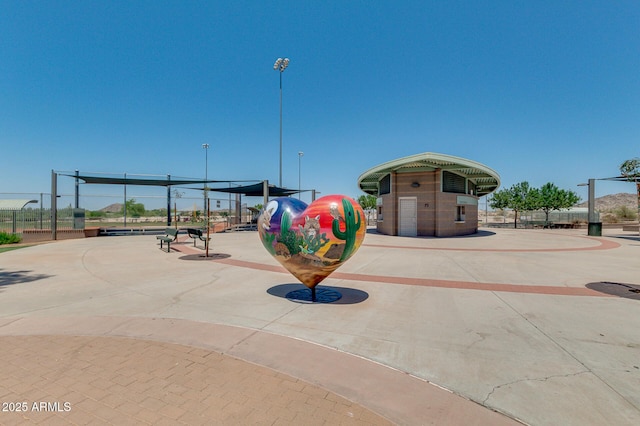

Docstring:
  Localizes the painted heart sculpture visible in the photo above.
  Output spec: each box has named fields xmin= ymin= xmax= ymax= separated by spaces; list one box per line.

xmin=258 ymin=195 xmax=366 ymax=288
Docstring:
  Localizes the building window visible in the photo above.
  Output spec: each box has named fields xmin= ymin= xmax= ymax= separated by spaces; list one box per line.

xmin=456 ymin=206 xmax=465 ymax=222
xmin=442 ymin=171 xmax=466 ymax=194
xmin=379 ymin=174 xmax=391 ymax=195
xmin=378 ymin=206 xmax=383 ymax=221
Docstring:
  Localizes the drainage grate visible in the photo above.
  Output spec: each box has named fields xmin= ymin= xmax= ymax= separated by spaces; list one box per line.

xmin=586 ymin=282 xmax=640 ymax=300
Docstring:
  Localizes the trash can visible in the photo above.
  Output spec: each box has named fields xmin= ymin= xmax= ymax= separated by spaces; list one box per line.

xmin=588 ymin=222 xmax=602 ymax=237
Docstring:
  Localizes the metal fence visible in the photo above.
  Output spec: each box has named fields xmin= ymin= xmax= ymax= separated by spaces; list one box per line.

xmin=0 ymin=193 xmax=80 ymax=238
xmin=524 ymin=210 xmax=600 ymax=223
xmin=0 ymin=190 xmax=257 ymax=238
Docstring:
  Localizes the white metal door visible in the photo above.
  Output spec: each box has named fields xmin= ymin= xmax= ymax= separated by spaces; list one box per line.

xmin=398 ymin=197 xmax=417 ymax=237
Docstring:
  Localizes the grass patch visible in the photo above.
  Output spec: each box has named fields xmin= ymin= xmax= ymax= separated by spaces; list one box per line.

xmin=0 ymin=245 xmax=27 ymax=254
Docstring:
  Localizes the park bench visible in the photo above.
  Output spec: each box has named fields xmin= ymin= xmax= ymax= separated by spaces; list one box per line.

xmin=186 ymin=228 xmax=210 ymax=249
xmin=156 ymin=227 xmax=179 ymax=252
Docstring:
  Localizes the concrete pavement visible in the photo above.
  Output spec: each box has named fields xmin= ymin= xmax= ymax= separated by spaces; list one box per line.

xmin=0 ymin=227 xmax=639 ymax=425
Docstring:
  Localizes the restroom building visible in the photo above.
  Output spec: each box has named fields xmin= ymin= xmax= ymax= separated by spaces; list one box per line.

xmin=358 ymin=152 xmax=500 ymax=237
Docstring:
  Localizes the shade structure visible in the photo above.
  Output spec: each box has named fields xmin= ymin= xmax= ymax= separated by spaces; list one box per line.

xmin=62 ymin=173 xmax=299 ymax=196
xmin=64 ymin=174 xmax=217 ymax=187
xmin=0 ymin=199 xmax=38 ymax=210
xmin=207 ymin=183 xmax=299 ymax=197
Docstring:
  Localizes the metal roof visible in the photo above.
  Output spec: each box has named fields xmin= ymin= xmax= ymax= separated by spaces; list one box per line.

xmin=0 ymin=199 xmax=38 ymax=211
xmin=357 ymin=152 xmax=501 ymax=196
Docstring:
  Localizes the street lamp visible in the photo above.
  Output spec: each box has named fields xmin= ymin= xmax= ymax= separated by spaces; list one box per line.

xmin=273 ymin=57 xmax=290 ymax=187
xmin=202 ymin=143 xmax=210 ymax=222
xmin=298 ymin=151 xmax=304 ymax=199
xmin=577 ymin=178 xmax=600 ymax=236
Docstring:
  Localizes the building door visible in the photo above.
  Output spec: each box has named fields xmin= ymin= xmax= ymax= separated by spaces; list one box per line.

xmin=398 ymin=197 xmax=417 ymax=237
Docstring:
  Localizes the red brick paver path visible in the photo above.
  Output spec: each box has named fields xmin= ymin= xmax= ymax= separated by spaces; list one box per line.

xmin=0 ymin=335 xmax=392 ymax=425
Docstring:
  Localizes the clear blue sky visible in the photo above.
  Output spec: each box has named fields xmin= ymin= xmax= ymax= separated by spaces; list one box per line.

xmin=1 ymin=1 xmax=638 ymax=210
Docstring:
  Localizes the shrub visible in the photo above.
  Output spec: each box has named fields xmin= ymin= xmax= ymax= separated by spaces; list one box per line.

xmin=614 ymin=206 xmax=637 ymax=221
xmin=0 ymin=232 xmax=21 ymax=245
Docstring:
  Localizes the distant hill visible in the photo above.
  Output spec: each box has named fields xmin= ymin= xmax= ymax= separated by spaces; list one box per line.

xmin=577 ymin=193 xmax=635 ymax=212
xmin=99 ymin=203 xmax=123 ymax=213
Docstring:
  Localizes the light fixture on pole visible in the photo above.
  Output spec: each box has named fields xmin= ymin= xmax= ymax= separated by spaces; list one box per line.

xmin=298 ymin=151 xmax=304 ymax=199
xmin=273 ymin=57 xmax=290 ymax=187
xmin=202 ymin=143 xmax=210 ymax=224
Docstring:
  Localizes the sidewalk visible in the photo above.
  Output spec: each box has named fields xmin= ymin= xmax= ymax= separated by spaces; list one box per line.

xmin=0 ymin=227 xmax=639 ymax=425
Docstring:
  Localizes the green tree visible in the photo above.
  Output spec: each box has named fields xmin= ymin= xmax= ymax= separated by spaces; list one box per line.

xmin=357 ymin=194 xmax=377 ymax=210
xmin=536 ymin=183 xmax=580 ymax=225
xmin=357 ymin=194 xmax=377 ymax=226
xmin=489 ymin=181 xmax=538 ymax=228
xmin=122 ymin=199 xmax=145 ymax=218
xmin=620 ymin=158 xmax=640 ymax=234
xmin=87 ymin=210 xmax=106 ymax=219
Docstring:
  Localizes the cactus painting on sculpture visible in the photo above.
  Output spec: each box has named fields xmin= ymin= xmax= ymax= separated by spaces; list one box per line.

xmin=258 ymin=195 xmax=366 ymax=289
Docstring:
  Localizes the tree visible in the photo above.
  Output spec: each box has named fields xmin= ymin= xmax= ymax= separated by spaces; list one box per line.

xmin=488 ymin=189 xmax=510 ymax=212
xmin=620 ymin=158 xmax=640 ymax=234
xmin=490 ymin=182 xmax=538 ymax=228
xmin=357 ymin=194 xmax=377 ymax=210
xmin=535 ymin=183 xmax=580 ymax=224
xmin=122 ymin=199 xmax=145 ymax=218
xmin=357 ymin=194 xmax=377 ymax=226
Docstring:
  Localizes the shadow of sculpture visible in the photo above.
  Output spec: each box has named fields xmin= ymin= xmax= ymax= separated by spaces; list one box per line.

xmin=365 ymin=228 xmax=496 ymax=238
xmin=267 ymin=283 xmax=369 ymax=305
xmin=178 ymin=253 xmax=232 ymax=261
xmin=0 ymin=268 xmax=54 ymax=289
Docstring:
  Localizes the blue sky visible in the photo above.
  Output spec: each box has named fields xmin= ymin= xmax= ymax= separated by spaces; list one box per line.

xmin=1 ymin=1 xmax=639 ymax=210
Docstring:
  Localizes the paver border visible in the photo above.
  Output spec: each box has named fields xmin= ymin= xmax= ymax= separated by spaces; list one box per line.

xmin=0 ymin=316 xmax=522 ymax=425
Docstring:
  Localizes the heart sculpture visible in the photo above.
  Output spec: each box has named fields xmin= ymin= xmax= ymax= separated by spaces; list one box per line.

xmin=258 ymin=195 xmax=366 ymax=289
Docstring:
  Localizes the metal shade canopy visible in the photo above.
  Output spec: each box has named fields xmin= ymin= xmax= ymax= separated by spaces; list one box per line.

xmin=64 ymin=174 xmax=220 ymax=187
xmin=61 ymin=173 xmax=299 ymax=196
xmin=0 ymin=199 xmax=38 ymax=210
xmin=209 ymin=182 xmax=299 ymax=197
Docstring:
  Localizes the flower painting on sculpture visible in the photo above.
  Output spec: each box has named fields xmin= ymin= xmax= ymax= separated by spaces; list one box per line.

xmin=258 ymin=195 xmax=366 ymax=289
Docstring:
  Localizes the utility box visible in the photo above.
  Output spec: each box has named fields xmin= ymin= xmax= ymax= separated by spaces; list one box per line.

xmin=73 ymin=208 xmax=85 ymax=230
xmin=588 ymin=222 xmax=602 ymax=237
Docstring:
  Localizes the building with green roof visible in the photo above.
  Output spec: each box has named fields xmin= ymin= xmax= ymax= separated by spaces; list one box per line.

xmin=358 ymin=152 xmax=500 ymax=237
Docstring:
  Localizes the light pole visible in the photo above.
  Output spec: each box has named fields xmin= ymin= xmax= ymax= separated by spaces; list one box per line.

xmin=577 ymin=179 xmax=600 ymax=236
xmin=273 ymin=57 xmax=290 ymax=187
xmin=202 ymin=143 xmax=209 ymax=224
xmin=298 ymin=151 xmax=303 ymax=199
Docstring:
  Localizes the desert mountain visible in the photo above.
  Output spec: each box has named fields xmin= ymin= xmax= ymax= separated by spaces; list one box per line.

xmin=577 ymin=193 xmax=635 ymax=212
xmin=99 ymin=203 xmax=123 ymax=213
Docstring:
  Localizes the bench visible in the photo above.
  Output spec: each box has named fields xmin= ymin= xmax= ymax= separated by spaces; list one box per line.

xmin=186 ymin=228 xmax=210 ymax=249
xmin=156 ymin=227 xmax=179 ymax=252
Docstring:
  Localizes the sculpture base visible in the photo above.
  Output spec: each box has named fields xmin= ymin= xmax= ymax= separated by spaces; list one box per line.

xmin=285 ymin=286 xmax=342 ymax=303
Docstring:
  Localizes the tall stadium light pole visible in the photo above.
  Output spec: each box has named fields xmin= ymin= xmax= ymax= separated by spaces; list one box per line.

xmin=202 ymin=143 xmax=210 ymax=226
xmin=273 ymin=57 xmax=290 ymax=187
xmin=298 ymin=151 xmax=303 ymax=199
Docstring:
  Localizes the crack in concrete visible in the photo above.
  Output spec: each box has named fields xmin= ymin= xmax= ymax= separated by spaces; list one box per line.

xmin=483 ymin=370 xmax=591 ymax=405
xmin=491 ymin=291 xmax=640 ymax=412
xmin=224 ymin=303 xmax=303 ymax=354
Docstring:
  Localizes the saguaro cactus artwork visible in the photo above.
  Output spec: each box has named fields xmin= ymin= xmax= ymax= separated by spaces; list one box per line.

xmin=257 ymin=195 xmax=366 ymax=297
xmin=331 ymin=198 xmax=363 ymax=262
